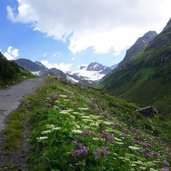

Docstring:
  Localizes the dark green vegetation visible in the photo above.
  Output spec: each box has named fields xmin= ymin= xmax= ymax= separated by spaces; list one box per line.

xmin=101 ymin=21 xmax=171 ymax=118
xmin=4 ymin=77 xmax=170 ymax=170
xmin=0 ymin=52 xmax=33 ymax=89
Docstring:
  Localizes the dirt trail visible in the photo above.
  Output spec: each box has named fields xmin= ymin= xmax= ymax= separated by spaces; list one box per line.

xmin=0 ymin=78 xmax=43 ymax=131
xmin=0 ymin=78 xmax=44 ymax=170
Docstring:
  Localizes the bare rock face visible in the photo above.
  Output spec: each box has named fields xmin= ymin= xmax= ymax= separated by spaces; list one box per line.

xmin=136 ymin=106 xmax=158 ymax=117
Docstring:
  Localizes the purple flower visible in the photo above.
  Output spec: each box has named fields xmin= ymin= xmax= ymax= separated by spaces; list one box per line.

xmin=108 ymin=135 xmax=115 ymax=142
xmin=72 ymin=140 xmax=78 ymax=145
xmin=71 ymin=146 xmax=89 ymax=158
xmin=95 ymin=108 xmax=102 ymax=115
xmin=93 ymin=148 xmax=110 ymax=160
xmin=51 ymin=94 xmax=60 ymax=101
xmin=101 ymin=148 xmax=110 ymax=157
xmin=101 ymin=131 xmax=115 ymax=142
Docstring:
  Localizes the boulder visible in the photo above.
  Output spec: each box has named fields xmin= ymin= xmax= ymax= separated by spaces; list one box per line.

xmin=136 ymin=106 xmax=158 ymax=117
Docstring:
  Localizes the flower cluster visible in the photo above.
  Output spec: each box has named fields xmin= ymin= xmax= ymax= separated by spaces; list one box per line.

xmin=95 ymin=108 xmax=102 ymax=115
xmin=101 ymin=131 xmax=115 ymax=142
xmin=71 ymin=140 xmax=89 ymax=158
xmin=46 ymin=94 xmax=60 ymax=108
xmin=93 ymin=148 xmax=110 ymax=160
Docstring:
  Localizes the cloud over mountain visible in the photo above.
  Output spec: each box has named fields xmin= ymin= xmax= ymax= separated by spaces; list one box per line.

xmin=3 ymin=46 xmax=19 ymax=60
xmin=7 ymin=0 xmax=171 ymax=54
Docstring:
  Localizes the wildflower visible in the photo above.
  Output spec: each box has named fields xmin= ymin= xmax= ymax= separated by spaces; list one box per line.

xmin=72 ymin=130 xmax=83 ymax=134
xmin=78 ymin=107 xmax=89 ymax=111
xmin=128 ymin=146 xmax=141 ymax=150
xmin=93 ymin=148 xmax=110 ymax=160
xmin=101 ymin=148 xmax=110 ymax=157
xmin=59 ymin=94 xmax=68 ymax=98
xmin=42 ymin=130 xmax=52 ymax=134
xmin=52 ymin=127 xmax=61 ymax=131
xmin=81 ymin=115 xmax=91 ymax=119
xmin=51 ymin=94 xmax=60 ymax=101
xmin=37 ymin=136 xmax=48 ymax=142
xmin=46 ymin=124 xmax=55 ymax=129
xmin=72 ymin=140 xmax=78 ymax=145
xmin=71 ymin=146 xmax=89 ymax=158
xmin=101 ymin=131 xmax=115 ymax=142
xmin=95 ymin=108 xmax=102 ymax=115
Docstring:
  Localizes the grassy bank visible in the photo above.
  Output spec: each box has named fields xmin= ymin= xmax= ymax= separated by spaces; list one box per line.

xmin=4 ymin=77 xmax=171 ymax=170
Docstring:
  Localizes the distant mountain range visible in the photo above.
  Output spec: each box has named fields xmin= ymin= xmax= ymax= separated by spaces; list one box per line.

xmin=15 ymin=58 xmax=67 ymax=80
xmin=15 ymin=59 xmax=114 ymax=86
xmin=68 ymin=62 xmax=113 ymax=83
xmin=101 ymin=18 xmax=171 ymax=117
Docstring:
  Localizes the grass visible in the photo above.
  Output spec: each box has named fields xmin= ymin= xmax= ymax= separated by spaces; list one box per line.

xmin=3 ymin=77 xmax=171 ymax=170
xmin=4 ymin=77 xmax=170 ymax=170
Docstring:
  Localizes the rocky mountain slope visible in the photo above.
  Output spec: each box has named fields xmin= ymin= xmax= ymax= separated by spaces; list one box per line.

xmin=15 ymin=58 xmax=66 ymax=79
xmin=101 ymin=18 xmax=171 ymax=117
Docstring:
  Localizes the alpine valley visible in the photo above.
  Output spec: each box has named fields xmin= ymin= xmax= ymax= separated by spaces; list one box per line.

xmin=101 ymin=18 xmax=171 ymax=118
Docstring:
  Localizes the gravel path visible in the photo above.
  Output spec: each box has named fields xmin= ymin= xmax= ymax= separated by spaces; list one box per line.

xmin=0 ymin=78 xmax=44 ymax=170
xmin=0 ymin=78 xmax=43 ymax=131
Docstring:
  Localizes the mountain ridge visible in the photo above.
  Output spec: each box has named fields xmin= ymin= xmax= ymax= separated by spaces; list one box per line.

xmin=101 ymin=18 xmax=171 ymax=117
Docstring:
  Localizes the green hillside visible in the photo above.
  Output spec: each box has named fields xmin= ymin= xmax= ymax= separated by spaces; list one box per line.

xmin=3 ymin=77 xmax=171 ymax=170
xmin=0 ymin=52 xmax=32 ymax=88
xmin=101 ymin=23 xmax=171 ymax=118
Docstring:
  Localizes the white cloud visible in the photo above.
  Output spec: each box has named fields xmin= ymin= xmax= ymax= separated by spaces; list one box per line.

xmin=41 ymin=60 xmax=71 ymax=73
xmin=7 ymin=0 xmax=171 ymax=54
xmin=3 ymin=46 xmax=19 ymax=60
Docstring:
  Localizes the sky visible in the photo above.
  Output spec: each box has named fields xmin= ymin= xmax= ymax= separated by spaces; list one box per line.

xmin=0 ymin=0 xmax=170 ymax=72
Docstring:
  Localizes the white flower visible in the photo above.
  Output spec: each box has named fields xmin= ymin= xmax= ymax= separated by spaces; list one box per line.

xmin=78 ymin=107 xmax=89 ymax=111
xmin=59 ymin=109 xmax=73 ymax=114
xmin=72 ymin=130 xmax=83 ymax=134
xmin=37 ymin=136 xmax=48 ymax=142
xmin=59 ymin=94 xmax=68 ymax=98
xmin=129 ymin=146 xmax=141 ymax=150
xmin=52 ymin=127 xmax=61 ymax=131
xmin=42 ymin=130 xmax=52 ymax=134
xmin=82 ymin=116 xmax=91 ymax=119
xmin=46 ymin=124 xmax=55 ymax=129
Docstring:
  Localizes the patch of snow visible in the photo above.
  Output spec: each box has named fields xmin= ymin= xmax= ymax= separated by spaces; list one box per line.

xmin=31 ymin=71 xmax=41 ymax=76
xmin=67 ymin=76 xmax=79 ymax=83
xmin=70 ymin=69 xmax=105 ymax=81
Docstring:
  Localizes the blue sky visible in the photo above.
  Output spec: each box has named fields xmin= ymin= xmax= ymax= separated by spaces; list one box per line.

xmin=0 ymin=0 xmax=170 ymax=72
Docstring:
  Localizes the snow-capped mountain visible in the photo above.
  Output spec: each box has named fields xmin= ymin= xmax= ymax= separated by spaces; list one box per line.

xmin=66 ymin=62 xmax=114 ymax=87
xmin=82 ymin=62 xmax=112 ymax=75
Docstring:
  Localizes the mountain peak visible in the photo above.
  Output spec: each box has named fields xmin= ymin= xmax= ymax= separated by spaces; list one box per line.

xmin=122 ymin=30 xmax=157 ymax=61
xmin=85 ymin=62 xmax=112 ymax=74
